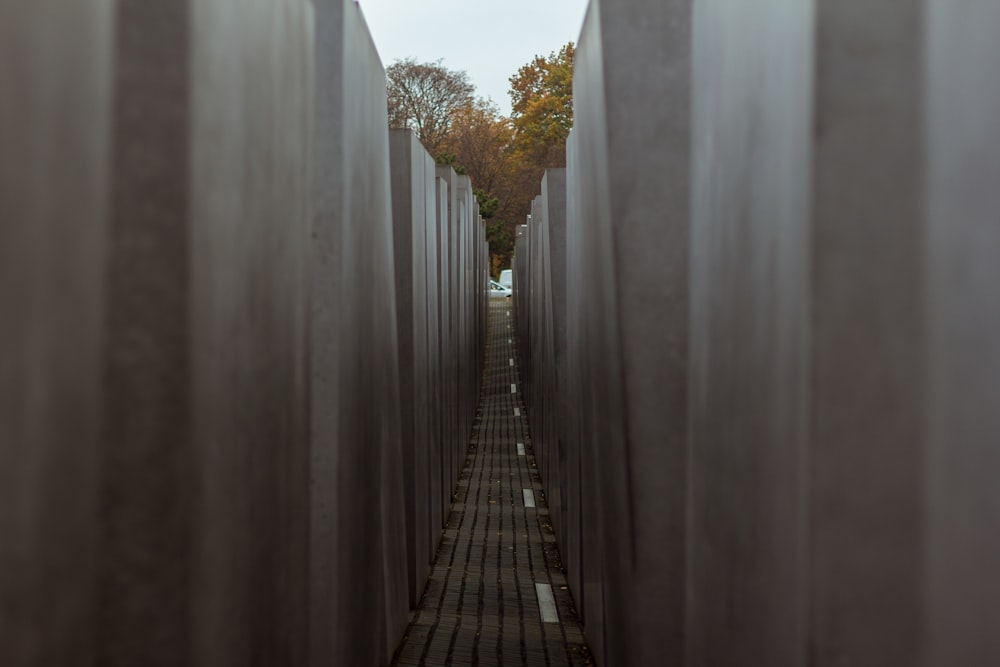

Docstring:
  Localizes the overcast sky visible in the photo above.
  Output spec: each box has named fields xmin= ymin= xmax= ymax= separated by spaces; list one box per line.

xmin=359 ymin=0 xmax=590 ymax=116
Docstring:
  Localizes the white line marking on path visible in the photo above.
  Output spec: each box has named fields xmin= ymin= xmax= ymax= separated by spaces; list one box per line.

xmin=514 ymin=407 xmax=520 ymax=417
xmin=535 ymin=583 xmax=559 ymax=623
xmin=522 ymin=489 xmax=536 ymax=508
xmin=517 ymin=443 xmax=525 ymax=456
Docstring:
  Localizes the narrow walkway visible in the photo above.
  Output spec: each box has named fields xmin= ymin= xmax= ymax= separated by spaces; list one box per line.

xmin=392 ymin=299 xmax=592 ymax=666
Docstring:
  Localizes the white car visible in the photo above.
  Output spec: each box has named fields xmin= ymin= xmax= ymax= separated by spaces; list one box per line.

xmin=489 ymin=279 xmax=512 ymax=298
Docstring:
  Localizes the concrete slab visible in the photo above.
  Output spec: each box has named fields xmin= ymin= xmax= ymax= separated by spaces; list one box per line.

xmin=187 ymin=4 xmax=314 ymax=664
xmin=311 ymin=1 xmax=406 ymax=663
xmin=687 ymin=1 xmax=812 ymax=664
xmin=808 ymin=4 xmax=925 ymax=663
xmin=390 ymin=128 xmax=433 ymax=608
xmin=568 ymin=1 xmax=692 ymax=663
xmin=924 ymin=3 xmax=1000 ymax=663
xmin=0 ymin=3 xmax=112 ymax=663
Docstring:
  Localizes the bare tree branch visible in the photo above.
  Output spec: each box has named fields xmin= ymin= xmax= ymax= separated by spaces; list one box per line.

xmin=387 ymin=58 xmax=475 ymax=155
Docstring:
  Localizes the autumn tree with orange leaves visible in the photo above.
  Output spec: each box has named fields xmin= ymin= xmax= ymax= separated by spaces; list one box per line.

xmin=439 ymin=98 xmax=514 ymax=203
xmin=386 ymin=45 xmax=574 ymax=276
xmin=503 ymin=43 xmax=575 ymax=224
xmin=509 ymin=43 xmax=575 ymax=170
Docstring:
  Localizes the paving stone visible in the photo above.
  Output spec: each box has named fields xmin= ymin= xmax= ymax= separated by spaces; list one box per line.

xmin=392 ymin=300 xmax=592 ymax=666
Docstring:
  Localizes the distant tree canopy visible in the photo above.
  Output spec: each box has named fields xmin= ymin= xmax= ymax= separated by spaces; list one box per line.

xmin=385 ymin=45 xmax=574 ymax=276
xmin=502 ymin=43 xmax=575 ymax=245
xmin=440 ymin=98 xmax=514 ymax=198
xmin=387 ymin=58 xmax=474 ymax=155
xmin=509 ymin=43 xmax=575 ymax=170
xmin=434 ymin=151 xmax=467 ymax=175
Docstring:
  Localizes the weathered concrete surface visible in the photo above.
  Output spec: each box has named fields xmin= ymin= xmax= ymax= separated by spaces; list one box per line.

xmin=691 ymin=1 xmax=1000 ymax=665
xmin=390 ymin=128 xmax=435 ymax=607
xmin=2 ymin=2 xmax=316 ymax=665
xmin=436 ymin=166 xmax=461 ymax=514
xmin=515 ymin=171 xmax=576 ymax=622
xmin=687 ymin=1 xmax=812 ymax=664
xmin=97 ymin=7 xmax=200 ymax=661
xmin=808 ymin=4 xmax=925 ymax=665
xmin=311 ymin=1 xmax=408 ymax=665
xmin=0 ymin=2 xmax=112 ymax=664
xmin=522 ymin=172 xmax=570 ymax=561
xmin=103 ymin=3 xmax=315 ymax=665
xmin=519 ymin=1 xmax=1000 ymax=665
xmin=432 ymin=175 xmax=451 ymax=531
xmin=453 ymin=174 xmax=480 ymax=475
xmin=423 ymin=169 xmax=442 ymax=553
xmin=187 ymin=5 xmax=314 ymax=666
xmin=541 ymin=170 xmax=568 ymax=553
xmin=923 ymin=3 xmax=1000 ymax=664
xmin=527 ymin=196 xmax=549 ymax=529
xmin=566 ymin=1 xmax=691 ymax=664
xmin=2 ymin=1 xmax=489 ymax=665
xmin=563 ymin=134 xmax=585 ymax=610
xmin=522 ymin=195 xmax=541 ymax=414
xmin=455 ymin=174 xmax=470 ymax=470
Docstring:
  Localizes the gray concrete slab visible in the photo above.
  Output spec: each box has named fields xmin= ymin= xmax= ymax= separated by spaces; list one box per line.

xmin=0 ymin=3 xmax=112 ymax=663
xmin=924 ymin=3 xmax=1000 ymax=663
xmin=311 ymin=1 xmax=407 ymax=663
xmin=563 ymin=132 xmax=585 ymax=613
xmin=567 ymin=1 xmax=692 ymax=664
xmin=97 ymin=4 xmax=197 ymax=663
xmin=808 ymin=4 xmax=925 ymax=664
xmin=419 ymin=149 xmax=444 ymax=564
xmin=434 ymin=176 xmax=455 ymax=528
xmin=390 ymin=128 xmax=435 ymax=608
xmin=187 ymin=6 xmax=314 ymax=665
xmin=541 ymin=169 xmax=569 ymax=571
xmin=1 ymin=1 xmax=315 ymax=664
xmin=687 ymin=2 xmax=812 ymax=664
xmin=436 ymin=166 xmax=461 ymax=511
xmin=0 ymin=2 xmax=488 ymax=665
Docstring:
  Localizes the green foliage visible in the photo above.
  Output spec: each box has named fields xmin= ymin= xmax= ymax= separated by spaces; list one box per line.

xmin=486 ymin=218 xmax=513 ymax=275
xmin=508 ymin=43 xmax=575 ymax=168
xmin=474 ymin=189 xmax=499 ymax=219
xmin=435 ymin=151 xmax=467 ymax=175
xmin=502 ymin=43 xmax=575 ymax=234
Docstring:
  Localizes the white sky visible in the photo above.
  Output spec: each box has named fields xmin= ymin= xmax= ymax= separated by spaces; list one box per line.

xmin=358 ymin=0 xmax=591 ymax=116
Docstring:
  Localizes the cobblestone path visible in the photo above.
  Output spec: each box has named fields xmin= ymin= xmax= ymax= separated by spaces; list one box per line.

xmin=392 ymin=298 xmax=592 ymax=666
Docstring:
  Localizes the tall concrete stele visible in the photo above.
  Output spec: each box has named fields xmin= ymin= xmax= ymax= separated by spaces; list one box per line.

xmin=3 ymin=0 xmax=1000 ymax=664
xmin=515 ymin=0 xmax=1000 ymax=666
xmin=1 ymin=1 xmax=487 ymax=666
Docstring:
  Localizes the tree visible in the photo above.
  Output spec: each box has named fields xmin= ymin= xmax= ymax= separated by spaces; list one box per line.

xmin=433 ymin=98 xmax=517 ymax=273
xmin=384 ymin=50 xmax=575 ymax=276
xmin=495 ymin=43 xmax=575 ymax=265
xmin=434 ymin=151 xmax=467 ymax=175
xmin=485 ymin=219 xmax=513 ymax=278
xmin=509 ymin=43 xmax=575 ymax=170
xmin=438 ymin=98 xmax=515 ymax=197
xmin=387 ymin=58 xmax=475 ymax=155
xmin=474 ymin=190 xmax=499 ymax=219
